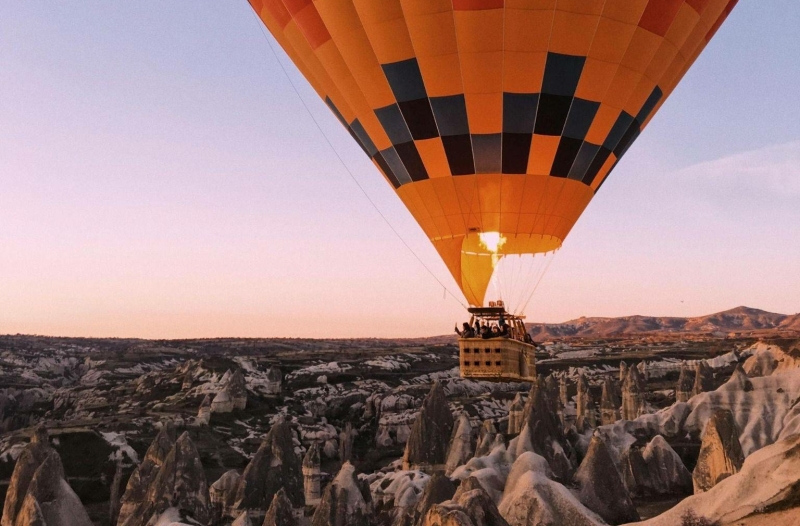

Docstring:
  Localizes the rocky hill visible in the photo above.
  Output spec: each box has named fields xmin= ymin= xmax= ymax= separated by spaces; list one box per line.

xmin=527 ymin=306 xmax=800 ymax=340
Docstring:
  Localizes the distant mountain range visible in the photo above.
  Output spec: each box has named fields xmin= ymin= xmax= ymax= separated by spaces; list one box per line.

xmin=527 ymin=306 xmax=800 ymax=340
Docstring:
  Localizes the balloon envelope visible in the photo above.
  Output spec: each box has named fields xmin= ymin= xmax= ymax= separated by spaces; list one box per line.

xmin=248 ymin=0 xmax=738 ymax=306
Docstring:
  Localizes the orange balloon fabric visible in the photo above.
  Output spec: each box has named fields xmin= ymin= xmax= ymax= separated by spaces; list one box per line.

xmin=248 ymin=0 xmax=738 ymax=306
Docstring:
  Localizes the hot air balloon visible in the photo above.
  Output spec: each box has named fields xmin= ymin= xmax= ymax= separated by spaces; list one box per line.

xmin=247 ymin=0 xmax=737 ymax=379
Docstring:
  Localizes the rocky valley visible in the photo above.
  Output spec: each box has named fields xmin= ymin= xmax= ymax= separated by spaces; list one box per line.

xmin=1 ymin=310 xmax=799 ymax=526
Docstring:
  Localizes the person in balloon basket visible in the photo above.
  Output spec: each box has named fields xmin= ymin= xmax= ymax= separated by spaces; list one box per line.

xmin=455 ymin=322 xmax=475 ymax=338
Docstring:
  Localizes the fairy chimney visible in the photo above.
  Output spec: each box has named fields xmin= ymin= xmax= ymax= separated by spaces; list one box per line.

xmin=402 ymin=382 xmax=454 ymax=473
xmin=507 ymin=393 xmax=525 ymax=435
xmin=621 ymin=366 xmax=645 ymax=421
xmin=302 ymin=443 xmax=322 ymax=507
xmin=575 ymin=374 xmax=590 ymax=432
xmin=600 ymin=378 xmax=620 ymax=425
xmin=676 ymin=364 xmax=694 ymax=403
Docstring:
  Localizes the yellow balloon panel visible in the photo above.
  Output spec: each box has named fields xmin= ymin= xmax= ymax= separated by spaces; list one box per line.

xmin=247 ymin=0 xmax=738 ymax=305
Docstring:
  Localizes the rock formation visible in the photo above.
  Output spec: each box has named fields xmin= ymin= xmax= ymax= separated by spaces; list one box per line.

xmin=212 ymin=368 xmax=247 ymax=413
xmin=445 ymin=414 xmax=473 ymax=476
xmin=211 ymin=389 xmax=234 ymax=414
xmin=400 ymin=473 xmax=456 ymax=526
xmin=692 ymin=361 xmax=713 ymax=397
xmin=692 ymin=409 xmax=744 ymax=493
xmin=621 ymin=366 xmax=645 ymax=421
xmin=234 ymin=421 xmax=304 ymax=518
xmin=339 ymin=422 xmax=355 ymax=462
xmin=574 ymin=433 xmax=639 ymax=524
xmin=543 ymin=375 xmax=559 ymax=414
xmin=676 ymin=364 xmax=694 ymax=403
xmin=619 ymin=361 xmax=628 ymax=383
xmin=2 ymin=426 xmax=92 ymax=526
xmin=196 ymin=394 xmax=211 ymax=426
xmin=473 ymin=420 xmax=497 ymax=458
xmin=575 ymin=375 xmax=590 ymax=433
xmin=403 ymin=382 xmax=454 ymax=472
xmin=515 ymin=384 xmax=574 ymax=481
xmin=265 ymin=366 xmax=282 ymax=397
xmin=2 ymin=426 xmax=56 ymax=526
xmin=117 ymin=421 xmax=176 ymax=526
xmin=500 ymin=458 xmax=603 ymax=526
xmin=583 ymin=398 xmax=597 ymax=430
xmin=263 ymin=488 xmax=297 ymax=526
xmin=210 ymin=470 xmax=241 ymax=522
xmin=634 ymin=432 xmax=800 ymax=526
xmin=726 ymin=363 xmax=753 ymax=391
xmin=108 ymin=459 xmax=124 ymax=526
xmin=599 ymin=378 xmax=620 ymax=425
xmin=121 ymin=431 xmax=210 ymax=526
xmin=13 ymin=452 xmax=93 ymax=526
xmin=558 ymin=377 xmax=568 ymax=409
xmin=311 ymin=462 xmax=369 ymax=526
xmin=423 ymin=477 xmax=508 ymax=526
xmin=232 ymin=513 xmax=254 ymax=526
xmin=743 ymin=341 xmax=800 ymax=377
xmin=622 ymin=435 xmax=692 ymax=496
xmin=303 ymin=443 xmax=322 ymax=507
xmin=506 ymin=394 xmax=524 ymax=435
xmin=637 ymin=360 xmax=648 ymax=382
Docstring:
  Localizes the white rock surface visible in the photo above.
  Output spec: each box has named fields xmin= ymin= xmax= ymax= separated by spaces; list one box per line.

xmin=632 ymin=432 xmax=800 ymax=525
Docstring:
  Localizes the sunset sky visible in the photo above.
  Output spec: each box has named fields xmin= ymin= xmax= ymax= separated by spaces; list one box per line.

xmin=1 ymin=2 xmax=798 ymax=339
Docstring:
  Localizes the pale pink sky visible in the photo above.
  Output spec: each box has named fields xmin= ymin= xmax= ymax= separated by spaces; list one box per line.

xmin=1 ymin=3 xmax=798 ymax=338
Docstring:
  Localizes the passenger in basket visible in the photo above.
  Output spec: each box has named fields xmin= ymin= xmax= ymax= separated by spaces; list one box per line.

xmin=454 ymin=322 xmax=475 ymax=338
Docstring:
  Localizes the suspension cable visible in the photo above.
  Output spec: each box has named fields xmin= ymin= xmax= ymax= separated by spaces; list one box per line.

xmin=243 ymin=4 xmax=468 ymax=310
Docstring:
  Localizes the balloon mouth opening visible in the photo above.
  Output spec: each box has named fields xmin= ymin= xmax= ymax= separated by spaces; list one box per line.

xmin=478 ymin=232 xmax=506 ymax=254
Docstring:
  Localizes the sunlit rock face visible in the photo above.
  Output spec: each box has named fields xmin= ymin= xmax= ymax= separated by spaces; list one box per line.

xmin=693 ymin=409 xmax=745 ymax=493
xmin=445 ymin=414 xmax=474 ymax=476
xmin=506 ymin=394 xmax=524 ymax=436
xmin=2 ymin=426 xmax=55 ymax=526
xmin=622 ymin=435 xmax=692 ymax=497
xmin=311 ymin=462 xmax=370 ymax=526
xmin=117 ymin=421 xmax=176 ymax=526
xmin=596 ymin=362 xmax=800 ymax=480
xmin=15 ymin=452 xmax=93 ymax=526
xmin=637 ymin=432 xmax=800 ymax=526
xmin=233 ymin=421 xmax=304 ymax=519
xmin=403 ymin=382 xmax=454 ymax=473
xmin=2 ymin=426 xmax=92 ymax=526
xmin=421 ymin=478 xmax=508 ymax=526
xmin=574 ymin=433 xmax=639 ymax=525
xmin=676 ymin=364 xmax=694 ymax=403
xmin=621 ymin=366 xmax=646 ymax=421
xmin=600 ymin=378 xmax=620 ymax=425
xmin=743 ymin=342 xmax=800 ymax=377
